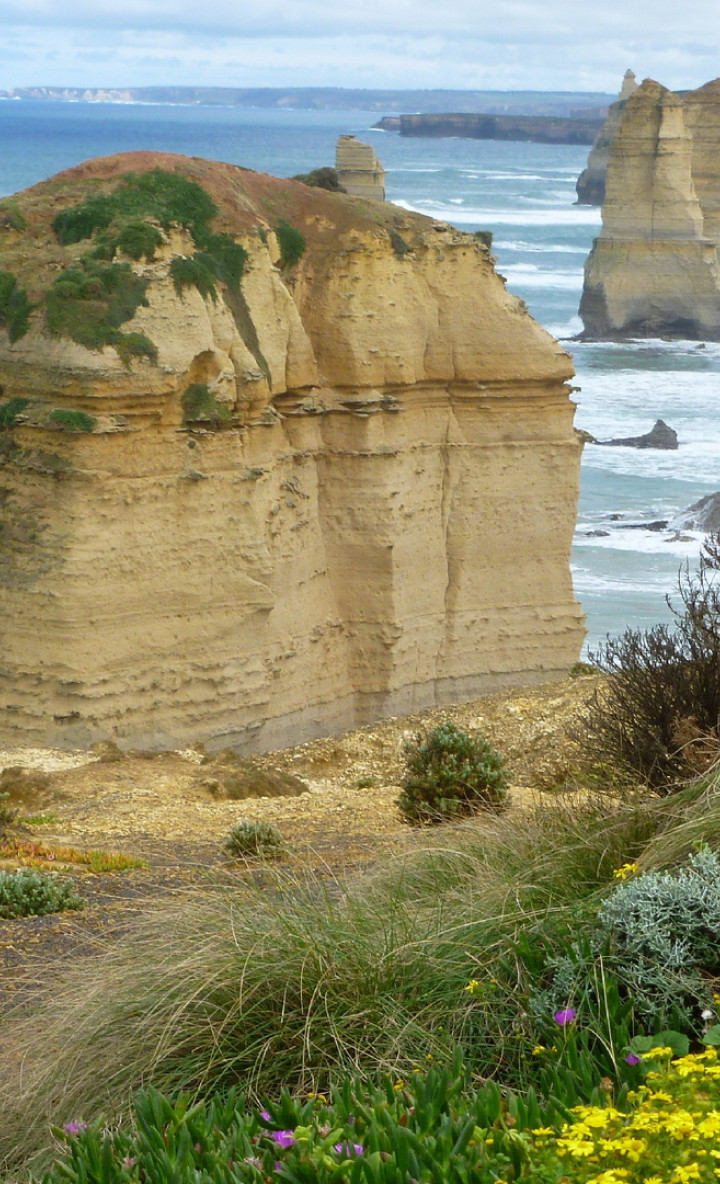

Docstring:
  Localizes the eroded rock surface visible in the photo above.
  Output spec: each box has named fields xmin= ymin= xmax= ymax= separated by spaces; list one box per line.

xmin=576 ymin=70 xmax=638 ymax=206
xmin=580 ymin=77 xmax=720 ymax=340
xmin=0 ymin=152 xmax=584 ymax=751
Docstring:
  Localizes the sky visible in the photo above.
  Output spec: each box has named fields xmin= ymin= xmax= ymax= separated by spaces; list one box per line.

xmin=0 ymin=0 xmax=718 ymax=94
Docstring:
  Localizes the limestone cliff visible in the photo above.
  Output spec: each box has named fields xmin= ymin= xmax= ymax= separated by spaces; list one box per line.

xmin=576 ymin=70 xmax=638 ymax=205
xmin=0 ymin=151 xmax=584 ymax=751
xmin=580 ymin=78 xmax=720 ymax=339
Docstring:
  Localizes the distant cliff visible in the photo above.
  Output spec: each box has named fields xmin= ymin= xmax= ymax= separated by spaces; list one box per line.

xmin=0 ymin=152 xmax=584 ymax=751
xmin=580 ymin=77 xmax=720 ymax=340
xmin=374 ymin=112 xmax=602 ymax=145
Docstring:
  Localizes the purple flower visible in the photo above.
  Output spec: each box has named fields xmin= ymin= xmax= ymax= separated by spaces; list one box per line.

xmin=553 ymin=1008 xmax=577 ymax=1026
xmin=259 ymin=1111 xmax=272 ymax=1123
xmin=271 ymin=1130 xmax=296 ymax=1149
xmin=63 ymin=1122 xmax=88 ymax=1136
xmin=625 ymin=1053 xmax=641 ymax=1066
xmin=334 ymin=1142 xmax=364 ymax=1156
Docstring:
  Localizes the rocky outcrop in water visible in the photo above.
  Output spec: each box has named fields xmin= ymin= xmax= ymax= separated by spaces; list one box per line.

xmin=595 ymin=419 xmax=679 ymax=449
xmin=669 ymin=493 xmax=720 ymax=532
xmin=0 ymin=151 xmax=584 ymax=751
xmin=576 ymin=70 xmax=638 ymax=205
xmin=580 ymin=77 xmax=720 ymax=340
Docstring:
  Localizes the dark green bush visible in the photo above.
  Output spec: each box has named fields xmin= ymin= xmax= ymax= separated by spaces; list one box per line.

xmin=48 ymin=409 xmax=96 ymax=433
xmin=45 ymin=259 xmax=151 ymax=356
xmin=112 ymin=331 xmax=158 ymax=367
xmin=291 ymin=166 xmax=346 ymax=192
xmin=181 ymin=382 xmax=231 ymax=428
xmin=114 ymin=220 xmax=164 ymax=261
xmin=0 ymin=869 xmax=84 ymax=919
xmin=169 ymin=255 xmax=217 ymax=301
xmin=0 ymin=396 xmax=29 ymax=428
xmin=275 ymin=218 xmax=306 ymax=267
xmin=474 ymin=230 xmax=494 ymax=249
xmin=581 ymin=543 xmax=720 ymax=791
xmin=390 ymin=228 xmax=410 ymax=256
xmin=0 ymin=200 xmax=27 ymax=232
xmin=53 ymin=170 xmax=218 ymax=247
xmin=397 ymin=721 xmax=508 ymax=824
xmin=223 ymin=819 xmax=285 ymax=861
xmin=0 ymin=792 xmax=16 ymax=835
xmin=0 ymin=269 xmax=32 ymax=341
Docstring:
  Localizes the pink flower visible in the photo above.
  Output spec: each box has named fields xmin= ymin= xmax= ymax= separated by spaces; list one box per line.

xmin=334 ymin=1142 xmax=364 ymax=1156
xmin=625 ymin=1053 xmax=640 ymax=1065
xmin=271 ymin=1130 xmax=295 ymax=1148
xmin=553 ymin=1008 xmax=576 ymax=1026
xmin=63 ymin=1122 xmax=88 ymax=1135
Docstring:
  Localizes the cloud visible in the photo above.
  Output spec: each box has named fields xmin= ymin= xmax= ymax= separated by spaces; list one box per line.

xmin=0 ymin=0 xmax=718 ymax=91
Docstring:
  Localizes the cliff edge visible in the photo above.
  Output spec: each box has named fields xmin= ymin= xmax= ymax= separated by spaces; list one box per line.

xmin=0 ymin=152 xmax=584 ymax=750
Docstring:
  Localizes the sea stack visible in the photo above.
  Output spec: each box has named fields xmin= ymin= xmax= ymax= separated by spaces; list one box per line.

xmin=335 ymin=135 xmax=386 ymax=201
xmin=576 ymin=69 xmax=638 ymax=206
xmin=579 ymin=77 xmax=720 ymax=340
xmin=0 ymin=152 xmax=584 ymax=750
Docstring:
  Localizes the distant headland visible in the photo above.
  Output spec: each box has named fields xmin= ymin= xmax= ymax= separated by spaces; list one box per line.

xmin=0 ymin=85 xmax=615 ymax=117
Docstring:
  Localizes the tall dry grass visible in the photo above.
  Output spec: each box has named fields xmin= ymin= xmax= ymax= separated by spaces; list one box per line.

xmin=3 ymin=777 xmax=720 ymax=1175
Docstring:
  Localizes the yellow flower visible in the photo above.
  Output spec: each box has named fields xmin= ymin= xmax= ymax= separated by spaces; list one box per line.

xmin=642 ymin=1046 xmax=675 ymax=1060
xmin=464 ymin=979 xmax=481 ymax=995
xmin=671 ymin=1164 xmax=701 ymax=1183
xmin=613 ymin=862 xmax=639 ymax=879
xmin=532 ymin=1045 xmax=546 ymax=1056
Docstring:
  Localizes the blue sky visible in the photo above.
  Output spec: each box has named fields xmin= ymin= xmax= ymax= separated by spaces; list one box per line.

xmin=0 ymin=0 xmax=718 ymax=93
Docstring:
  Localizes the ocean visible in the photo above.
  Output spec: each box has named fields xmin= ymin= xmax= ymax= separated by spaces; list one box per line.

xmin=2 ymin=99 xmax=718 ymax=653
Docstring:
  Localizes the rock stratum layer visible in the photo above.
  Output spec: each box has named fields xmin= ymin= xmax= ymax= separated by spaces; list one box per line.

xmin=580 ymin=78 xmax=720 ymax=339
xmin=0 ymin=152 xmax=584 ymax=751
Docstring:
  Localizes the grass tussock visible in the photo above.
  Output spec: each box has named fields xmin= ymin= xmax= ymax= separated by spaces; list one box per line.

xmin=3 ymin=775 xmax=720 ymax=1174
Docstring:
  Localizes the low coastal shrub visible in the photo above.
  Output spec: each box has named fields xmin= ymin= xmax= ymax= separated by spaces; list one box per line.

xmin=181 ymin=382 xmax=231 ymax=427
xmin=0 ymin=395 xmax=29 ymax=428
xmin=170 ymin=253 xmax=218 ymax=301
xmin=292 ymin=165 xmax=346 ymax=191
xmin=580 ymin=542 xmax=720 ymax=791
xmin=397 ymin=721 xmax=507 ymax=824
xmin=274 ymin=218 xmax=306 ymax=267
xmin=0 ymin=268 xmax=32 ymax=341
xmin=5 ymin=772 xmax=720 ymax=1172
xmin=223 ymin=820 xmax=286 ymax=862
xmin=45 ymin=258 xmax=152 ymax=362
xmin=48 ymin=408 xmax=96 ymax=433
xmin=0 ymin=869 xmax=83 ymax=920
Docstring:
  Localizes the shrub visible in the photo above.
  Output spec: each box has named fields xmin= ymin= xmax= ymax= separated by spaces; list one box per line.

xmin=0 ymin=200 xmax=27 ymax=232
xmin=169 ymin=254 xmax=217 ymax=301
xmin=580 ymin=547 xmax=720 ymax=791
xmin=0 ymin=269 xmax=32 ymax=341
xmin=0 ymin=396 xmax=29 ymax=428
xmin=48 ymin=409 xmax=96 ymax=432
xmin=181 ymin=382 xmax=231 ymax=427
xmin=397 ymin=721 xmax=508 ymax=824
xmin=114 ymin=220 xmax=164 ymax=261
xmin=0 ymin=792 xmax=16 ymax=835
xmin=390 ymin=228 xmax=410 ymax=256
xmin=473 ymin=229 xmax=494 ymax=249
xmin=0 ymin=869 xmax=83 ymax=919
xmin=291 ymin=166 xmax=346 ymax=192
xmin=223 ymin=819 xmax=286 ymax=862
xmin=45 ymin=259 xmax=150 ymax=354
xmin=274 ymin=218 xmax=306 ymax=267
xmin=111 ymin=330 xmax=158 ymax=367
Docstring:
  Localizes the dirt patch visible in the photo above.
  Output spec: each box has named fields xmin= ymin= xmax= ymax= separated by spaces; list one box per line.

xmin=0 ymin=673 xmax=598 ymax=1002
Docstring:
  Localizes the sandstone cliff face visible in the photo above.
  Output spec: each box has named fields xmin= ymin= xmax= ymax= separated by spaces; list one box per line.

xmin=576 ymin=70 xmax=638 ymax=205
xmin=0 ymin=152 xmax=584 ymax=751
xmin=580 ymin=78 xmax=720 ymax=339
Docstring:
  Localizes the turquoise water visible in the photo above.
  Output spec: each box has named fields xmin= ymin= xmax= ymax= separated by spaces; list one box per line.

xmin=2 ymin=99 xmax=718 ymax=651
